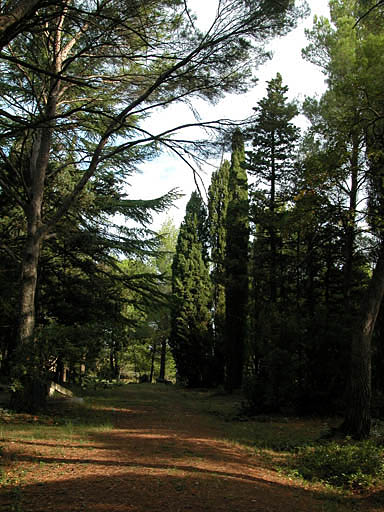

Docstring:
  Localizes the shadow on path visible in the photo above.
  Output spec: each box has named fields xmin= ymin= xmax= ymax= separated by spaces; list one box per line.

xmin=2 ymin=386 xmax=382 ymax=512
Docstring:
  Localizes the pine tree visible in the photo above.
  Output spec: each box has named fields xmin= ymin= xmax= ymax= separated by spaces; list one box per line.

xmin=170 ymin=192 xmax=213 ymax=387
xmin=247 ymin=72 xmax=299 ymax=303
xmin=245 ymin=73 xmax=300 ymax=411
xmin=225 ymin=130 xmax=249 ymax=391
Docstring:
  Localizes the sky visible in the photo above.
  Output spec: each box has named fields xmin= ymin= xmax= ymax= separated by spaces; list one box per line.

xmin=126 ymin=0 xmax=331 ymax=231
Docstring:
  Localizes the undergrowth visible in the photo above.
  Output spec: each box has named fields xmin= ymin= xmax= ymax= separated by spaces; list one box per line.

xmin=289 ymin=439 xmax=384 ymax=489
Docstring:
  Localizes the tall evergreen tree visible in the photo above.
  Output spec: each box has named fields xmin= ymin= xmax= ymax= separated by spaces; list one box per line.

xmin=244 ymin=75 xmax=300 ymax=410
xmin=208 ymin=161 xmax=230 ymax=385
xmin=170 ymin=192 xmax=213 ymax=387
xmin=224 ymin=130 xmax=249 ymax=391
xmin=247 ymin=72 xmax=300 ymax=303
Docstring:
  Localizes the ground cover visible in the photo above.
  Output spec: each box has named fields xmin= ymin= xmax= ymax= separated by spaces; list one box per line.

xmin=1 ymin=384 xmax=384 ymax=512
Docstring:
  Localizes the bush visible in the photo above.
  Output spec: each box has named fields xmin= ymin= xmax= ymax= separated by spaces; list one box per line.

xmin=292 ymin=440 xmax=384 ymax=489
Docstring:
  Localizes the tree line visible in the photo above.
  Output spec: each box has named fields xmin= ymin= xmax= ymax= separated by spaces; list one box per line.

xmin=169 ymin=0 xmax=384 ymax=440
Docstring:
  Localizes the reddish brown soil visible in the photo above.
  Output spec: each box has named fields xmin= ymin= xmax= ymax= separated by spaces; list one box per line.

xmin=1 ymin=387 xmax=384 ymax=512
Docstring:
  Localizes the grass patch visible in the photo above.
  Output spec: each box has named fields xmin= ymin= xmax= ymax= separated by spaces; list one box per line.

xmin=171 ymin=388 xmax=329 ymax=451
xmin=168 ymin=387 xmax=384 ymax=496
xmin=0 ymin=396 xmax=114 ymax=444
xmin=289 ymin=439 xmax=384 ymax=490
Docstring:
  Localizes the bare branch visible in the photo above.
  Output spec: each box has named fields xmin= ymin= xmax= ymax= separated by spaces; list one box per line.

xmin=353 ymin=0 xmax=384 ymax=27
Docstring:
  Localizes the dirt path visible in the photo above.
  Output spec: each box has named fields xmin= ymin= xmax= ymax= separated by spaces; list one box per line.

xmin=1 ymin=386 xmax=381 ymax=512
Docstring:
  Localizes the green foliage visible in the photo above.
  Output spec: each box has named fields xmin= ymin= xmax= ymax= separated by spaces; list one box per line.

xmin=170 ymin=192 xmax=214 ymax=387
xmin=292 ymin=440 xmax=384 ymax=489
xmin=246 ymin=72 xmax=299 ymax=194
xmin=224 ymin=130 xmax=249 ymax=391
xmin=245 ymin=75 xmax=304 ymax=412
xmin=208 ymin=161 xmax=230 ymax=385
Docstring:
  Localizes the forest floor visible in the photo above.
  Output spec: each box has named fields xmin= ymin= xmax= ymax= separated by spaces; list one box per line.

xmin=1 ymin=384 xmax=384 ymax=512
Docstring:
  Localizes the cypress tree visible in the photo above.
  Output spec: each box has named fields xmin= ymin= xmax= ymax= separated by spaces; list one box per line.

xmin=208 ymin=161 xmax=230 ymax=385
xmin=224 ymin=130 xmax=249 ymax=391
xmin=170 ymin=192 xmax=213 ymax=387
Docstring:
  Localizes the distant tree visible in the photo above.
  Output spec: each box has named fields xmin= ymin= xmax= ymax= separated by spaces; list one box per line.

xmin=147 ymin=218 xmax=178 ymax=382
xmin=170 ymin=192 xmax=213 ymax=387
xmin=224 ymin=130 xmax=249 ymax=391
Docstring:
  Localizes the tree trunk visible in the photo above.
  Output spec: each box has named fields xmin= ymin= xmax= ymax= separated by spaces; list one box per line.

xmin=18 ymin=218 xmax=44 ymax=346
xmin=149 ymin=340 xmax=157 ymax=383
xmin=341 ymin=247 xmax=384 ymax=439
xmin=10 ymin=112 xmax=55 ymax=412
xmin=9 ymin=378 xmax=48 ymax=413
xmin=0 ymin=0 xmax=43 ymax=49
xmin=159 ymin=337 xmax=167 ymax=381
xmin=343 ymin=130 xmax=359 ymax=310
xmin=55 ymin=357 xmax=65 ymax=385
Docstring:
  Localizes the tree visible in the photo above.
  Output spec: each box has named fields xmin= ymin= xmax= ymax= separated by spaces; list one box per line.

xmin=224 ymin=130 xmax=249 ymax=391
xmin=247 ymin=72 xmax=299 ymax=303
xmin=146 ymin=218 xmax=178 ymax=382
xmin=0 ymin=0 xmax=49 ymax=49
xmin=0 ymin=0 xmax=304 ymax=409
xmin=302 ymin=0 xmax=384 ymax=438
xmin=170 ymin=192 xmax=213 ymax=387
xmin=242 ymin=75 xmax=300 ymax=409
xmin=208 ymin=160 xmax=230 ymax=385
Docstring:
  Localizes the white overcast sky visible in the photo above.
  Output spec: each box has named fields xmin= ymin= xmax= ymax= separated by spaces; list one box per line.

xmin=127 ymin=0 xmax=331 ymax=231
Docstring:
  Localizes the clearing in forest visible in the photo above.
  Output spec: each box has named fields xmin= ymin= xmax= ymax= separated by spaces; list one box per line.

xmin=0 ymin=384 xmax=383 ymax=512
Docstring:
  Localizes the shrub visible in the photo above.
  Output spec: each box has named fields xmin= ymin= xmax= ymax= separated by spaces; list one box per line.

xmin=292 ymin=440 xmax=384 ymax=489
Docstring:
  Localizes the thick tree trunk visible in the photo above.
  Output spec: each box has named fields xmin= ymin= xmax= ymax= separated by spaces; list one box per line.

xmin=18 ymin=219 xmax=43 ymax=346
xmin=10 ymin=111 xmax=55 ymax=412
xmin=9 ymin=378 xmax=48 ymax=413
xmin=10 ymin=214 xmax=48 ymax=412
xmin=341 ymin=247 xmax=384 ymax=439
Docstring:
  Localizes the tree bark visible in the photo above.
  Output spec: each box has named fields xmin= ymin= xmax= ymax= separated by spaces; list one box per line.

xmin=0 ymin=0 xmax=44 ymax=49
xmin=10 ymin=92 xmax=57 ymax=411
xmin=149 ymin=340 xmax=157 ymax=383
xmin=341 ymin=246 xmax=384 ymax=439
xmin=159 ymin=337 xmax=167 ymax=381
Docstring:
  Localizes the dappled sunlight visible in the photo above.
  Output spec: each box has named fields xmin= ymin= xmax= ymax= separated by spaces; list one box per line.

xmin=1 ymin=457 xmax=326 ymax=512
xmin=2 ymin=386 xmax=383 ymax=512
